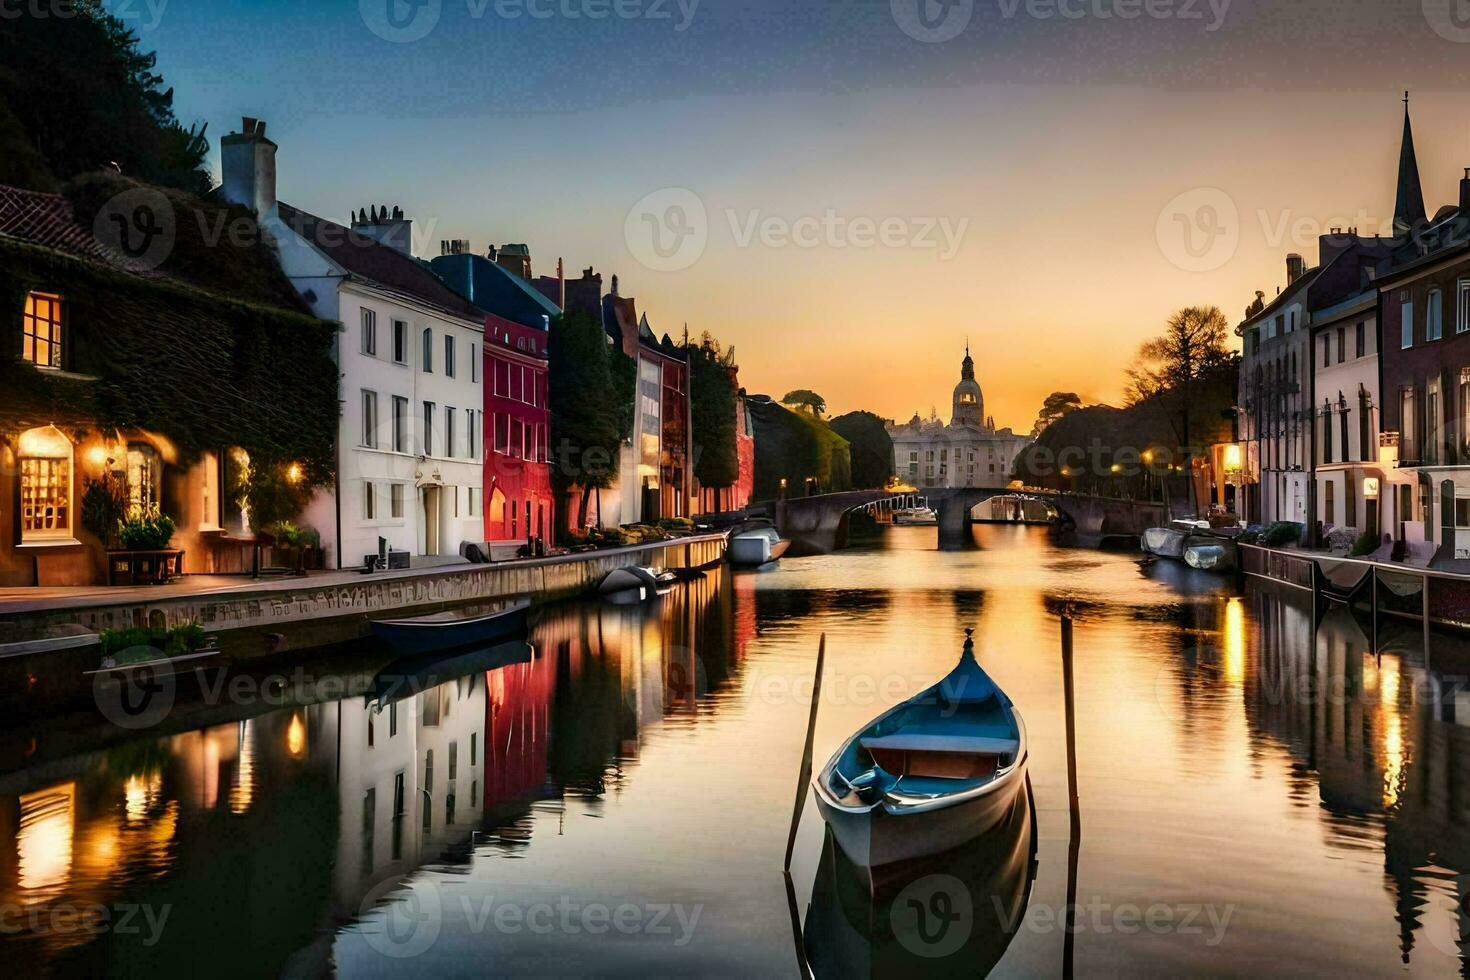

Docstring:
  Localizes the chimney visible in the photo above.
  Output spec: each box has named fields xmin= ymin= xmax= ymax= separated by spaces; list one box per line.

xmin=352 ymin=204 xmax=414 ymax=256
xmin=1286 ymin=253 xmax=1306 ymax=283
xmin=219 ymin=117 xmax=277 ymax=217
xmin=1461 ymin=168 xmax=1470 ymax=212
xmin=611 ymin=274 xmax=620 ymax=296
xmin=440 ymin=239 xmax=471 ymax=256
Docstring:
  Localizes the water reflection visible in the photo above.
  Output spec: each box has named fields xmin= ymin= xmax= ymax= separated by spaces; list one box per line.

xmin=5 ymin=531 xmax=1470 ymax=974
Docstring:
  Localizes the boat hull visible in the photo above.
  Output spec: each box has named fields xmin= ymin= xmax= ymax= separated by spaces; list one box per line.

xmin=730 ymin=533 xmax=790 ymax=566
xmin=814 ymin=757 xmax=1028 ymax=871
xmin=370 ymin=603 xmax=528 ymax=656
xmin=1183 ymin=540 xmax=1237 ymax=572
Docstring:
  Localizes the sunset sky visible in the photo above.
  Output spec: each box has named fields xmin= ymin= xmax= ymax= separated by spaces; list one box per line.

xmin=138 ymin=0 xmax=1470 ymax=431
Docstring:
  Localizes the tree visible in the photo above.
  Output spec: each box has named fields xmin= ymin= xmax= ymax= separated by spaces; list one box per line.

xmin=782 ymin=389 xmax=827 ymax=417
xmin=548 ymin=311 xmax=624 ymax=535
xmin=686 ymin=334 xmax=739 ymax=495
xmin=0 ymin=2 xmax=211 ymax=192
xmin=1031 ymin=391 xmax=1082 ymax=438
xmin=829 ymin=411 xmax=895 ymax=489
xmin=1126 ymin=306 xmax=1235 ymax=452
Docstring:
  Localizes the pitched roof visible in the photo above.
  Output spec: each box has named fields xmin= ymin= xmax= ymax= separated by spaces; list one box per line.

xmin=278 ymin=202 xmax=490 ymax=323
xmin=427 ymin=251 xmax=560 ymax=330
xmin=0 ymin=184 xmax=121 ymax=266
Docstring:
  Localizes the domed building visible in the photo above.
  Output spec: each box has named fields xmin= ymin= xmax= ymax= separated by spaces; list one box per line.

xmin=886 ymin=346 xmax=1030 ymax=488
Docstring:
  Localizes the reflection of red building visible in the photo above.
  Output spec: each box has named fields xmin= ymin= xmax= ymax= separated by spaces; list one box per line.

xmin=484 ymin=313 xmax=552 ymax=549
xmin=483 ymin=653 xmax=555 ymax=812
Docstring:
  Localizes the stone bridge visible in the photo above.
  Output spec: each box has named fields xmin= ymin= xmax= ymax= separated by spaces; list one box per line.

xmin=771 ymin=487 xmax=1170 ymax=554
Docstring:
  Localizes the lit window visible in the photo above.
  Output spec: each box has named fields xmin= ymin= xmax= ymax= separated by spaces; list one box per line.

xmin=22 ymin=292 xmax=63 ymax=369
xmin=125 ymin=443 xmax=161 ymax=518
xmin=19 ymin=425 xmax=73 ymax=542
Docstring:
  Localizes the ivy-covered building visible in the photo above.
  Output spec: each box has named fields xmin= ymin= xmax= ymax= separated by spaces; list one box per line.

xmin=0 ymin=177 xmax=338 ymax=586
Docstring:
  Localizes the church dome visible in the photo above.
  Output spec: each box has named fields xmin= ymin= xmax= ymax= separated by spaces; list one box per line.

xmin=951 ymin=346 xmax=984 ymax=427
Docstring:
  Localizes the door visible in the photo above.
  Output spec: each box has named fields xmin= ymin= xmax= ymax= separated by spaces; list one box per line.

xmin=423 ymin=486 xmax=441 ymax=555
xmin=1398 ymin=485 xmax=1413 ymax=541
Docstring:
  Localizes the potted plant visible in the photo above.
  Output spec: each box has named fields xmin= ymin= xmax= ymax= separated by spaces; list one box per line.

xmin=112 ymin=507 xmax=179 ymax=584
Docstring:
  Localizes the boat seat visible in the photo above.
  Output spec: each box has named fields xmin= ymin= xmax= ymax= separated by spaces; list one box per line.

xmin=860 ymin=733 xmax=1019 ymax=756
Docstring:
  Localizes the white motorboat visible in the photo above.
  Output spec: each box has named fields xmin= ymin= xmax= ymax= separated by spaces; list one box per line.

xmin=891 ymin=506 xmax=938 ymax=526
xmin=730 ymin=526 xmax=791 ymax=566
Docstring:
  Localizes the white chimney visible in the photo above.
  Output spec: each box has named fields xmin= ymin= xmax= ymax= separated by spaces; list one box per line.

xmin=352 ymin=205 xmax=415 ymax=257
xmin=219 ymin=117 xmax=277 ymax=217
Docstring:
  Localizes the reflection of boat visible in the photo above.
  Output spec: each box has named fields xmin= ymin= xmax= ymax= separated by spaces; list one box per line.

xmin=370 ymin=601 xmax=529 ymax=655
xmin=598 ymin=566 xmax=676 ymax=600
xmin=368 ymin=638 xmax=533 ymax=706
xmin=803 ymin=775 xmax=1035 ymax=977
xmin=813 ymin=632 xmax=1028 ymax=871
xmin=1316 ymin=558 xmax=1374 ymax=603
xmin=730 ymin=526 xmax=791 ymax=566
xmin=892 ymin=506 xmax=938 ymax=526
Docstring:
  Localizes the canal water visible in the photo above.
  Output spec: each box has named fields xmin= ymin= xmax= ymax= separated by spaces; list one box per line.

xmin=1 ymin=525 xmax=1466 ymax=976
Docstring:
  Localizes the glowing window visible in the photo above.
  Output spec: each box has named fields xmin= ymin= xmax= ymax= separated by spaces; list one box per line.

xmin=23 ymin=292 xmax=63 ymax=369
xmin=18 ymin=426 xmax=73 ymax=541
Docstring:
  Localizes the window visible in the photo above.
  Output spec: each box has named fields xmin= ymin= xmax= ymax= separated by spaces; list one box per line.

xmin=1322 ymin=336 xmax=1331 ymax=369
xmin=1324 ymin=479 xmax=1335 ymax=526
xmin=361 ymin=308 xmax=377 ymax=355
xmin=466 ymin=409 xmax=478 ymax=459
xmin=1428 ymin=289 xmax=1444 ymax=341
xmin=392 ymin=396 xmax=409 ymax=453
xmin=22 ymin=292 xmax=63 ymax=369
xmin=361 ymin=390 xmax=378 ymax=448
xmin=445 ymin=335 xmax=455 ymax=378
xmin=18 ymin=426 xmax=73 ymax=542
xmin=1336 ymin=326 xmax=1346 ymax=364
xmin=1356 ymin=322 xmax=1366 ymax=358
xmin=1321 ymin=403 xmax=1334 ymax=465
xmin=392 ymin=320 xmax=408 ymax=363
xmin=125 ymin=443 xmax=161 ymax=518
xmin=391 ymin=482 xmax=404 ymax=519
xmin=422 ymin=328 xmax=433 ymax=372
xmin=363 ymin=481 xmax=376 ymax=520
xmin=1402 ymin=301 xmax=1415 ymax=349
xmin=468 ymin=488 xmax=478 ymax=517
xmin=1461 ymin=368 xmax=1470 ymax=457
xmin=1459 ymin=280 xmax=1470 ymax=333
xmin=471 ymin=345 xmax=478 ymax=383
xmin=445 ymin=407 xmax=456 ymax=459
xmin=1401 ymin=387 xmax=1417 ymax=461
xmin=1428 ymin=378 xmax=1441 ymax=464
xmin=423 ymin=401 xmax=435 ymax=456
xmin=1458 ymin=497 xmax=1470 ymax=528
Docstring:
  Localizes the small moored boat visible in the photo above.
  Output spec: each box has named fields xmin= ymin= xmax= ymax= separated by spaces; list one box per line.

xmin=371 ymin=601 xmax=529 ymax=656
xmin=730 ymin=526 xmax=791 ymax=567
xmin=891 ymin=506 xmax=938 ymax=526
xmin=813 ymin=630 xmax=1028 ymax=871
xmin=598 ymin=566 xmax=676 ymax=600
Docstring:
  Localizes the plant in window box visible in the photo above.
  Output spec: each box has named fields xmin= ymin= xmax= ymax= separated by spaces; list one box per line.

xmin=98 ymin=622 xmax=210 ymax=669
xmin=263 ymin=521 xmax=324 ymax=571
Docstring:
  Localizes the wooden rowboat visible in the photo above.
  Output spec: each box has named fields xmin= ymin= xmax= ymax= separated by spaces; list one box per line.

xmin=813 ymin=631 xmax=1028 ymax=872
xmin=370 ymin=601 xmax=529 ymax=656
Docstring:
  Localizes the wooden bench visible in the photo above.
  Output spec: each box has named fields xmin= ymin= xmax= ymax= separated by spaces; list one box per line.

xmin=106 ymin=549 xmax=185 ymax=586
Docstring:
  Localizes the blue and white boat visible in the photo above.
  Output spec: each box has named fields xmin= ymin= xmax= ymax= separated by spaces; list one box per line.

xmin=371 ymin=600 xmax=529 ymax=656
xmin=813 ymin=630 xmax=1028 ymax=871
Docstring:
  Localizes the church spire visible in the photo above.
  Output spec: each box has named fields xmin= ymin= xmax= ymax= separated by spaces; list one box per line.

xmin=1394 ymin=91 xmax=1427 ymax=235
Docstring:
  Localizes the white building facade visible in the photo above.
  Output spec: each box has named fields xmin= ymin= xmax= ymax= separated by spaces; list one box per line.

xmin=886 ymin=349 xmax=1030 ymax=488
xmin=221 ymin=119 xmax=486 ymax=568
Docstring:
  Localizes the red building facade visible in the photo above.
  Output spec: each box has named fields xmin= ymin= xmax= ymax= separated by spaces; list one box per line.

xmin=484 ymin=312 xmax=553 ymax=549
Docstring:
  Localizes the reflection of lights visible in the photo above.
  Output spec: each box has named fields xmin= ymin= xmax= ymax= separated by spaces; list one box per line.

xmin=18 ymin=783 xmax=75 ymax=892
xmin=1223 ymin=598 xmax=1245 ymax=685
xmin=230 ymin=720 xmax=256 ymax=814
xmin=1379 ymin=654 xmax=1405 ymax=808
xmin=287 ymin=712 xmax=306 ymax=757
xmin=125 ymin=775 xmax=148 ymax=822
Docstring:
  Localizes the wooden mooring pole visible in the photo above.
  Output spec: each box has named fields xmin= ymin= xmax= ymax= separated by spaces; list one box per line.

xmin=1061 ymin=614 xmax=1081 ymax=980
xmin=784 ymin=634 xmax=826 ymax=872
